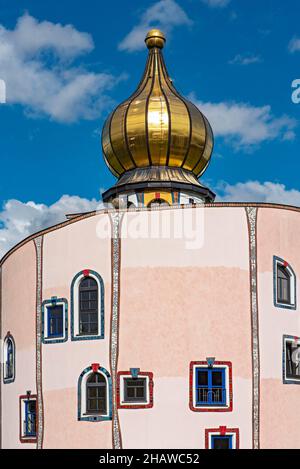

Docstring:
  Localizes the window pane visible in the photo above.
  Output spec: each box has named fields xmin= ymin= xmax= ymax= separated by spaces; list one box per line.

xmin=197 ymin=370 xmax=208 ymax=386
xmin=212 ymin=436 xmax=231 ymax=449
xmin=212 ymin=371 xmax=223 ymax=387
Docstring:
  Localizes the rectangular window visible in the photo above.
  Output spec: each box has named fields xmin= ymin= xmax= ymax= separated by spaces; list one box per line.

xmin=211 ymin=435 xmax=232 ymax=449
xmin=124 ymin=378 xmax=147 ymax=403
xmin=47 ymin=305 xmax=63 ymax=338
xmin=42 ymin=298 xmax=68 ymax=344
xmin=20 ymin=395 xmax=37 ymax=443
xmin=196 ymin=368 xmax=226 ymax=406
xmin=24 ymin=400 xmax=36 ymax=437
xmin=284 ymin=337 xmax=300 ymax=382
xmin=117 ymin=371 xmax=154 ymax=409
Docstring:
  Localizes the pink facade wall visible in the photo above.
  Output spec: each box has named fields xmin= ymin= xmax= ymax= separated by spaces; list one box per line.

xmin=118 ymin=207 xmax=253 ymax=448
xmin=257 ymin=208 xmax=300 ymax=449
xmin=1 ymin=241 xmax=37 ymax=449
xmin=1 ymin=204 xmax=300 ymax=449
xmin=42 ymin=213 xmax=112 ymax=449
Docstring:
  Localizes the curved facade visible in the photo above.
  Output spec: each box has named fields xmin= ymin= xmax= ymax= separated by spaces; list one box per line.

xmin=2 ymin=203 xmax=300 ymax=449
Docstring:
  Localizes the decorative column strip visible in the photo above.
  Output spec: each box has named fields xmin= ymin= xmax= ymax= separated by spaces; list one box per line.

xmin=109 ymin=212 xmax=122 ymax=449
xmin=34 ymin=236 xmax=44 ymax=449
xmin=245 ymin=207 xmax=260 ymax=449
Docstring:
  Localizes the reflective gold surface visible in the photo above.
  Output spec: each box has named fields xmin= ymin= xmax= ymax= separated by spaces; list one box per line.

xmin=101 ymin=29 xmax=213 ymax=179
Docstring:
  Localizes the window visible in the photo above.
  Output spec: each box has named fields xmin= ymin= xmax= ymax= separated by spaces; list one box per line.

xmin=124 ymin=378 xmax=146 ymax=402
xmin=277 ymin=265 xmax=291 ymax=304
xmin=79 ymin=277 xmax=98 ymax=335
xmin=78 ymin=365 xmax=112 ymax=421
xmin=42 ymin=298 xmax=68 ymax=344
xmin=274 ymin=257 xmax=296 ymax=309
xmin=71 ymin=270 xmax=104 ymax=341
xmin=148 ymin=198 xmax=169 ymax=208
xmin=117 ymin=370 xmax=154 ymax=409
xmin=196 ymin=368 xmax=226 ymax=406
xmin=205 ymin=427 xmax=239 ymax=449
xmin=86 ymin=373 xmax=107 ymax=415
xmin=19 ymin=394 xmax=37 ymax=443
xmin=190 ymin=361 xmax=233 ymax=412
xmin=283 ymin=335 xmax=300 ymax=384
xmin=3 ymin=333 xmax=15 ymax=383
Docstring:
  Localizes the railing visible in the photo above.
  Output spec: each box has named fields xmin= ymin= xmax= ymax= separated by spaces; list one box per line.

xmin=196 ymin=387 xmax=226 ymax=406
xmin=23 ymin=417 xmax=36 ymax=437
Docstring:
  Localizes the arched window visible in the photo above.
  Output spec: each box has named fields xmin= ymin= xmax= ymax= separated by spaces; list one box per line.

xmin=274 ymin=257 xmax=296 ymax=309
xmin=86 ymin=372 xmax=107 ymax=415
xmin=3 ymin=334 xmax=15 ymax=383
xmin=79 ymin=277 xmax=98 ymax=335
xmin=148 ymin=198 xmax=169 ymax=208
xmin=71 ymin=270 xmax=104 ymax=341
xmin=277 ymin=265 xmax=291 ymax=304
xmin=78 ymin=365 xmax=112 ymax=421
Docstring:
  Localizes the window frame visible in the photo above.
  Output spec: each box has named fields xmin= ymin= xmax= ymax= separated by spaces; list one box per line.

xmin=273 ymin=256 xmax=296 ymax=310
xmin=19 ymin=395 xmax=37 ymax=444
xmin=205 ymin=427 xmax=239 ymax=449
xmin=3 ymin=332 xmax=15 ymax=384
xmin=42 ymin=298 xmax=68 ymax=344
xmin=71 ymin=270 xmax=104 ymax=341
xmin=189 ymin=361 xmax=233 ymax=412
xmin=117 ymin=371 xmax=154 ymax=409
xmin=78 ymin=365 xmax=112 ymax=422
xmin=283 ymin=335 xmax=300 ymax=384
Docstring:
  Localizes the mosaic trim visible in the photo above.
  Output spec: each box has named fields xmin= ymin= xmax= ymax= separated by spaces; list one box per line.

xmin=42 ymin=298 xmax=68 ymax=344
xmin=2 ymin=332 xmax=16 ymax=384
xmin=117 ymin=371 xmax=154 ymax=409
xmin=282 ymin=335 xmax=300 ymax=385
xmin=77 ymin=366 xmax=112 ymax=421
xmin=70 ymin=269 xmax=104 ymax=341
xmin=189 ymin=361 xmax=233 ymax=412
xmin=110 ymin=212 xmax=123 ymax=449
xmin=205 ymin=427 xmax=240 ymax=449
xmin=245 ymin=207 xmax=260 ymax=450
xmin=34 ymin=235 xmax=44 ymax=450
xmin=273 ymin=256 xmax=297 ymax=310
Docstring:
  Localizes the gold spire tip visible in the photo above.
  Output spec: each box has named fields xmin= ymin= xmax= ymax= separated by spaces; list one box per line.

xmin=145 ymin=29 xmax=166 ymax=49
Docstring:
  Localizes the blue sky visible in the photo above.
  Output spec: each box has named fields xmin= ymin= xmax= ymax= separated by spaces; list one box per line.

xmin=0 ymin=0 xmax=300 ymax=255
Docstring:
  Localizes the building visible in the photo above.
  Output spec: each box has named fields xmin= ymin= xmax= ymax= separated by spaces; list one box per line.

xmin=1 ymin=29 xmax=300 ymax=450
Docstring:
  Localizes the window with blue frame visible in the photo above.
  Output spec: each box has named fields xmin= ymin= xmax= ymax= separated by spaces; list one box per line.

xmin=196 ymin=367 xmax=226 ymax=406
xmin=47 ymin=304 xmax=64 ymax=338
xmin=4 ymin=335 xmax=15 ymax=383
xmin=24 ymin=400 xmax=36 ymax=437
xmin=211 ymin=435 xmax=232 ymax=449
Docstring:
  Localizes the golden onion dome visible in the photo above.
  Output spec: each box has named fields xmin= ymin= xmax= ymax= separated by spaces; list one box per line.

xmin=102 ymin=29 xmax=213 ymax=179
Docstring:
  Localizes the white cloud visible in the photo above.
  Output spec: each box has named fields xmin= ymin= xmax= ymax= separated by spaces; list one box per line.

xmin=216 ymin=180 xmax=300 ymax=206
xmin=118 ymin=0 xmax=192 ymax=52
xmin=201 ymin=0 xmax=231 ymax=8
xmin=288 ymin=37 xmax=300 ymax=53
xmin=0 ymin=195 xmax=102 ymax=258
xmin=229 ymin=53 xmax=263 ymax=66
xmin=192 ymin=97 xmax=297 ymax=149
xmin=0 ymin=13 xmax=124 ymax=122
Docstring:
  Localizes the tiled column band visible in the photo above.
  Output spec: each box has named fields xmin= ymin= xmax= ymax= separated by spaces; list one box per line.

xmin=245 ymin=207 xmax=260 ymax=449
xmin=109 ymin=212 xmax=122 ymax=449
xmin=34 ymin=236 xmax=44 ymax=449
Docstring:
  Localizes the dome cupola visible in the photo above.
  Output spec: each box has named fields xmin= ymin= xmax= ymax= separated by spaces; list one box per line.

xmin=101 ymin=29 xmax=215 ymax=206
